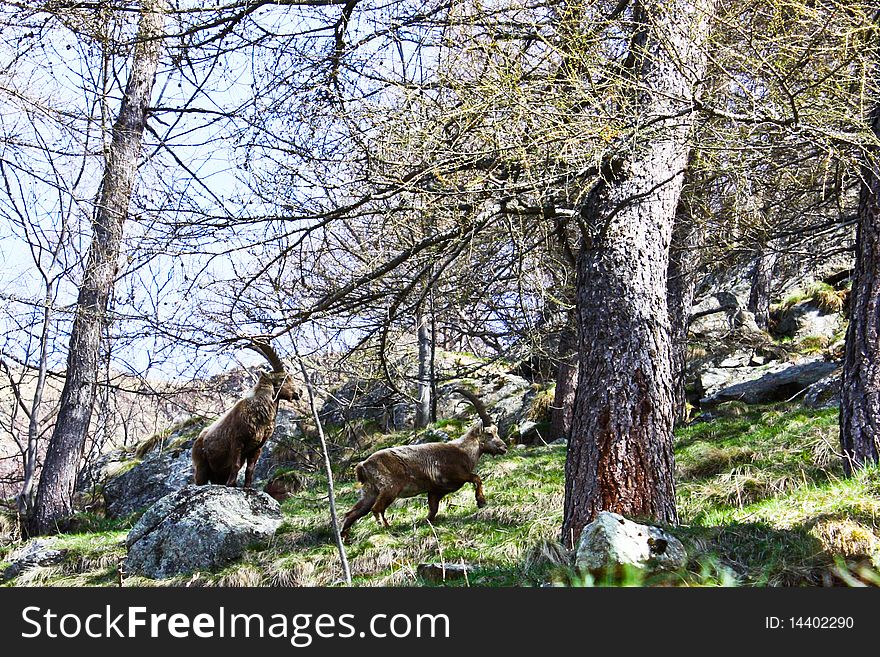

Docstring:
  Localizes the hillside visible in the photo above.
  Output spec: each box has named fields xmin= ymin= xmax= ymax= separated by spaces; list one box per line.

xmin=3 ymin=402 xmax=879 ymax=587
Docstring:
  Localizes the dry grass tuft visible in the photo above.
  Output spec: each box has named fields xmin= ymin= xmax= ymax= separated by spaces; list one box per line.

xmin=809 ymin=520 xmax=879 ymax=561
xmin=526 ymin=387 xmax=555 ymax=423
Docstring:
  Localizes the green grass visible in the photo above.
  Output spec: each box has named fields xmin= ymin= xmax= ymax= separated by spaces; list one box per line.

xmin=2 ymin=529 xmax=128 ymax=587
xmin=5 ymin=403 xmax=880 ymax=587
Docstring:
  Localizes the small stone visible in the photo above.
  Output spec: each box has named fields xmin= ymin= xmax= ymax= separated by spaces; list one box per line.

xmin=417 ymin=563 xmax=472 ymax=583
xmin=575 ymin=512 xmax=686 ymax=575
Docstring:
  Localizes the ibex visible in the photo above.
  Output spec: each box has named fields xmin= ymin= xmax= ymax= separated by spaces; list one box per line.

xmin=192 ymin=339 xmax=301 ymax=488
xmin=340 ymin=388 xmax=507 ymax=539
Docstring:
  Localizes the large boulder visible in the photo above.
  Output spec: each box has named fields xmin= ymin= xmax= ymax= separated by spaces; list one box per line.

xmin=436 ymin=374 xmax=534 ymax=439
xmin=689 ymin=291 xmax=744 ymax=337
xmin=575 ymin=512 xmax=686 ymax=574
xmin=700 ymin=357 xmax=840 ymax=406
xmin=124 ymin=485 xmax=282 ymax=578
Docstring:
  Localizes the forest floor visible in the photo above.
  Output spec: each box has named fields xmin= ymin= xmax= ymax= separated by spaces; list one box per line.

xmin=2 ymin=402 xmax=879 ymax=587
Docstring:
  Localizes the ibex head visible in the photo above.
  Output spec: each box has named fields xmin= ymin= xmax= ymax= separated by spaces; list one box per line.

xmin=450 ymin=387 xmax=507 ymax=455
xmin=246 ymin=338 xmax=302 ymax=402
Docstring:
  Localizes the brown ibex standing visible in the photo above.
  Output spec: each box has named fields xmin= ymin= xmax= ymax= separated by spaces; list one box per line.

xmin=192 ymin=339 xmax=301 ymax=488
xmin=340 ymin=388 xmax=507 ymax=539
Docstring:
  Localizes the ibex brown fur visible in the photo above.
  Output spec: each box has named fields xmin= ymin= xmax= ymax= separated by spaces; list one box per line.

xmin=192 ymin=340 xmax=300 ymax=488
xmin=340 ymin=388 xmax=507 ymax=539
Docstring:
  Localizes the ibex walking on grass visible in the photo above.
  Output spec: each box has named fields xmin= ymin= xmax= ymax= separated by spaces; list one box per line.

xmin=340 ymin=388 xmax=507 ymax=539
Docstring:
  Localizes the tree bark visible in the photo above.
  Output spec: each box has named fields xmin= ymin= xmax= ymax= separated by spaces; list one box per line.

xmin=415 ymin=308 xmax=431 ymax=429
xmin=562 ymin=0 xmax=712 ymax=545
xmin=550 ymin=315 xmax=578 ymax=441
xmin=839 ymin=95 xmax=880 ymax=475
xmin=747 ymin=239 xmax=778 ymax=331
xmin=667 ymin=195 xmax=699 ymax=427
xmin=27 ymin=0 xmax=167 ymax=536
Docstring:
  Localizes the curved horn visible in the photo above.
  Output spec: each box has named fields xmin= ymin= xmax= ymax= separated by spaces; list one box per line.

xmin=245 ymin=338 xmax=286 ymax=373
xmin=450 ymin=387 xmax=494 ymax=427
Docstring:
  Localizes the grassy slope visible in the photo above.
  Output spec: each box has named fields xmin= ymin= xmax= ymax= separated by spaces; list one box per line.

xmin=3 ymin=403 xmax=880 ymax=587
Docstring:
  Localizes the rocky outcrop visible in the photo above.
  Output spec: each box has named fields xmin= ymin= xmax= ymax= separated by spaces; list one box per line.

xmin=439 ymin=375 xmax=534 ymax=440
xmin=124 ymin=485 xmax=282 ymax=578
xmin=700 ymin=357 xmax=840 ymax=406
xmin=775 ymin=301 xmax=843 ymax=342
xmin=575 ymin=512 xmax=686 ymax=574
xmin=104 ymin=447 xmax=194 ymax=519
xmin=803 ymin=369 xmax=843 ymax=409
xmin=76 ymin=448 xmax=133 ymax=493
xmin=689 ymin=291 xmax=744 ymax=337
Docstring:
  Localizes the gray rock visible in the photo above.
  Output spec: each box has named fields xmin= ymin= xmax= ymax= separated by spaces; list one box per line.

xmin=417 ymin=562 xmax=473 ymax=583
xmin=776 ymin=301 xmax=842 ymax=341
xmin=701 ymin=357 xmax=840 ymax=406
xmin=435 ymin=375 xmax=534 ymax=439
xmin=734 ymin=309 xmax=763 ymax=335
xmin=689 ymin=292 xmax=743 ymax=337
xmin=513 ymin=420 xmax=543 ymax=444
xmin=124 ymin=485 xmax=282 ymax=578
xmin=252 ymin=408 xmax=302 ymax=481
xmin=76 ymin=449 xmax=131 ymax=493
xmin=575 ymin=512 xmax=686 ymax=574
xmin=719 ymin=354 xmax=751 ymax=368
xmin=803 ymin=369 xmax=842 ymax=409
xmin=103 ymin=447 xmax=194 ymax=519
xmin=2 ymin=538 xmax=68 ymax=581
xmin=413 ymin=428 xmax=450 ymax=444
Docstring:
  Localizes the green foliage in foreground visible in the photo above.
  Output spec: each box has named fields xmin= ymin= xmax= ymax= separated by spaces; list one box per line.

xmin=4 ymin=404 xmax=880 ymax=587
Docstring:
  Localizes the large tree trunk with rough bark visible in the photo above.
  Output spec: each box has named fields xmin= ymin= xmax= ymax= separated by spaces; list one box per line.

xmin=667 ymin=196 xmax=699 ymax=427
xmin=839 ymin=96 xmax=880 ymax=476
xmin=562 ymin=0 xmax=712 ymax=545
xmin=28 ymin=0 xmax=167 ymax=536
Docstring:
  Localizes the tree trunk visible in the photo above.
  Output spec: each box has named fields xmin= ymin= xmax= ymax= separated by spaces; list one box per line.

xmin=839 ymin=96 xmax=880 ymax=476
xmin=415 ymin=308 xmax=431 ymax=429
xmin=747 ymin=239 xmax=778 ymax=331
xmin=562 ymin=0 xmax=712 ymax=545
xmin=550 ymin=316 xmax=578 ymax=441
xmin=27 ymin=0 xmax=167 ymax=536
xmin=667 ymin=195 xmax=699 ymax=427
